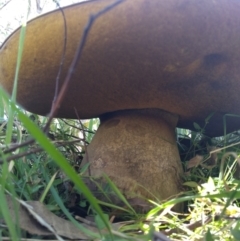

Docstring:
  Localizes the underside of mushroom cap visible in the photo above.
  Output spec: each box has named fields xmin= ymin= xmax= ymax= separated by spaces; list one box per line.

xmin=1 ymin=0 xmax=240 ymax=136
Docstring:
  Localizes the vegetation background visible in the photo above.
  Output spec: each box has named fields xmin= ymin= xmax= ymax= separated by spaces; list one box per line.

xmin=0 ymin=0 xmax=240 ymax=240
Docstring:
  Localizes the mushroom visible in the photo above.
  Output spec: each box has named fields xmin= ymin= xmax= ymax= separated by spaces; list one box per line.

xmin=1 ymin=0 xmax=240 ymax=207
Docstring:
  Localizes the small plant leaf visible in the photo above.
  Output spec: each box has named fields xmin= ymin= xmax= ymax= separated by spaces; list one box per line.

xmin=193 ymin=122 xmax=201 ymax=131
xmin=204 ymin=229 xmax=214 ymax=241
xmin=231 ymin=221 xmax=240 ymax=240
xmin=183 ymin=181 xmax=199 ymax=188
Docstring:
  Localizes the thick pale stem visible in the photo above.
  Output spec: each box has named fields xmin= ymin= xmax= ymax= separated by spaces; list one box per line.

xmin=82 ymin=109 xmax=183 ymax=208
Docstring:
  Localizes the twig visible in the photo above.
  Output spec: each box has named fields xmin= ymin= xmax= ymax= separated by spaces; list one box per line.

xmin=75 ymin=108 xmax=91 ymax=176
xmin=75 ymin=215 xmax=96 ymax=227
xmin=35 ymin=0 xmax=42 ymax=13
xmin=61 ymin=119 xmax=96 ymax=135
xmin=0 ymin=139 xmax=82 ymax=163
xmin=43 ymin=1 xmax=67 ymax=133
xmin=3 ymin=138 xmax=35 ymax=154
xmin=0 ymin=0 xmax=13 ymax=11
xmin=46 ymin=0 xmax=124 ymax=121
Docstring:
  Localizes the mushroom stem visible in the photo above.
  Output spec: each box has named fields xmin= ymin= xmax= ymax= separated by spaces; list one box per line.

xmin=82 ymin=109 xmax=183 ymax=208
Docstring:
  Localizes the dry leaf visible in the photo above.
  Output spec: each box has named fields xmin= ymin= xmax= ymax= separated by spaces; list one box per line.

xmin=6 ymin=195 xmax=95 ymax=240
xmin=187 ymin=155 xmax=204 ymax=169
xmin=6 ymin=195 xmax=51 ymax=236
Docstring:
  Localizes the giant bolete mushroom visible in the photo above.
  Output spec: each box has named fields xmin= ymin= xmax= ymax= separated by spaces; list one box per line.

xmin=1 ymin=0 xmax=240 ymax=207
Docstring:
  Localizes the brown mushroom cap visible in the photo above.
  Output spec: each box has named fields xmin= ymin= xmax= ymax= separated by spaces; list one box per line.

xmin=1 ymin=0 xmax=240 ymax=136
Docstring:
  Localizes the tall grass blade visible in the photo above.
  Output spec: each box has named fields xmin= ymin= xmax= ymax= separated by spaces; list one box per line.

xmin=6 ymin=23 xmax=27 ymax=144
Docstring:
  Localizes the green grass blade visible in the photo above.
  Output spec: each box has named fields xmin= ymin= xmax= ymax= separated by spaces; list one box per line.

xmin=103 ymin=174 xmax=137 ymax=216
xmin=39 ymin=172 xmax=57 ymax=203
xmin=0 ymin=159 xmax=19 ymax=241
xmin=6 ymin=24 xmax=27 ymax=144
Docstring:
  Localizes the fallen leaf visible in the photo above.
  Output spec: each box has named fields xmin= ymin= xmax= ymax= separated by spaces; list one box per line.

xmin=6 ymin=195 xmax=96 ymax=240
xmin=187 ymin=155 xmax=204 ymax=169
